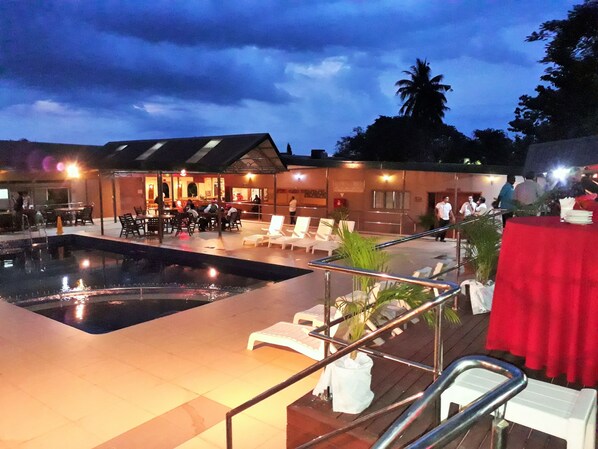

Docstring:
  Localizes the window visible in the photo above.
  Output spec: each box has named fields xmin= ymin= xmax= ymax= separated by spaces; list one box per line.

xmin=372 ymin=190 xmax=410 ymax=210
xmin=47 ymin=188 xmax=69 ymax=205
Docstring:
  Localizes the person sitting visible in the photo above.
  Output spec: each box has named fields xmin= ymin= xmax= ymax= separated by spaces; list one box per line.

xmin=221 ymin=204 xmax=238 ymax=230
xmin=185 ymin=199 xmax=195 ymax=211
xmin=197 ymin=201 xmax=218 ymax=231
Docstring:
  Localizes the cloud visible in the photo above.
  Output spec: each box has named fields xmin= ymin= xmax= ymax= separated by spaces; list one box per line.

xmin=0 ymin=0 xmax=579 ymax=153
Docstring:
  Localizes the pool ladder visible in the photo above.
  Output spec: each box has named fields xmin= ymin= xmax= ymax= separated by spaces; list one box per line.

xmin=23 ymin=215 xmax=48 ymax=250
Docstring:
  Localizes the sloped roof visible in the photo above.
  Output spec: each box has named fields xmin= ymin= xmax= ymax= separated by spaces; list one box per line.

xmin=0 ymin=140 xmax=100 ymax=172
xmin=281 ymin=154 xmax=520 ymax=175
xmin=524 ymin=135 xmax=598 ymax=174
xmin=96 ymin=133 xmax=287 ymax=173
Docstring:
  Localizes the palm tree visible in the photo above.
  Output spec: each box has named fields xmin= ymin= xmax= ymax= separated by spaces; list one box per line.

xmin=395 ymin=59 xmax=451 ymax=125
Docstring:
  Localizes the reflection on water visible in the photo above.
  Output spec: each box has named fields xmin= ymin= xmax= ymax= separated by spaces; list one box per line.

xmin=0 ymin=243 xmax=266 ymax=303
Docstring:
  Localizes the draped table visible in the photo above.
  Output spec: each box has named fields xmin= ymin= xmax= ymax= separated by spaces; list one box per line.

xmin=486 ymin=216 xmax=598 ymax=386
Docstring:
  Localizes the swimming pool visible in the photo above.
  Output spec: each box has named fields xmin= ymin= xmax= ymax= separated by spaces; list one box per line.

xmin=0 ymin=235 xmax=310 ymax=333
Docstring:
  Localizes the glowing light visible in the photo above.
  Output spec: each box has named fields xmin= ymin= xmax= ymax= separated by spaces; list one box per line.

xmin=208 ymin=267 xmax=218 ymax=278
xmin=345 ymin=162 xmax=361 ymax=169
xmin=246 ymin=173 xmax=254 ymax=180
xmin=382 ymin=174 xmax=391 ymax=182
xmin=180 ymin=169 xmax=187 ymax=176
xmin=80 ymin=259 xmax=90 ymax=269
xmin=176 ymin=200 xmax=182 ymax=207
xmin=56 ymin=162 xmax=65 ymax=172
xmin=75 ymin=303 xmax=86 ymax=321
xmin=61 ymin=276 xmax=70 ymax=291
xmin=66 ymin=163 xmax=80 ymax=178
xmin=294 ymin=173 xmax=304 ymax=181
xmin=551 ymin=167 xmax=570 ymax=182
xmin=488 ymin=175 xmax=496 ymax=185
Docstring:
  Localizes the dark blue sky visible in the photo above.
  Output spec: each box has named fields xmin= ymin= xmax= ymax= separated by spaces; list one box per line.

xmin=0 ymin=1 xmax=577 ymax=155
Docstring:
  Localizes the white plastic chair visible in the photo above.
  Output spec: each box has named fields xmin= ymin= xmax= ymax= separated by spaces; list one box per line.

xmin=290 ymin=218 xmax=334 ymax=252
xmin=268 ymin=216 xmax=312 ymax=249
xmin=242 ymin=215 xmax=285 ymax=246
xmin=247 ymin=311 xmax=342 ymax=360
xmin=311 ymin=220 xmax=356 ymax=256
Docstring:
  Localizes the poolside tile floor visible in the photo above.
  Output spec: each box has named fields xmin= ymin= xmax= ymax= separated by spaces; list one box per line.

xmin=0 ymin=219 xmax=457 ymax=448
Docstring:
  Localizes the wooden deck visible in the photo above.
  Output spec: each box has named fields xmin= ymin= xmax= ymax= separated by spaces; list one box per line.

xmin=287 ymin=295 xmax=597 ymax=448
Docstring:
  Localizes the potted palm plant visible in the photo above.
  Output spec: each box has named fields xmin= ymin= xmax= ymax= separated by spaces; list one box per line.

xmin=314 ymin=225 xmax=458 ymax=414
xmin=460 ymin=214 xmax=502 ymax=314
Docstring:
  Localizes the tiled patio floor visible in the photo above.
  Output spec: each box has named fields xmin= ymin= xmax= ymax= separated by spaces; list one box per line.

xmin=0 ymin=219 xmax=460 ymax=449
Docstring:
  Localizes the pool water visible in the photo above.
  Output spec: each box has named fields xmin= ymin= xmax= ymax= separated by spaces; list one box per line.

xmin=0 ymin=237 xmax=308 ymax=333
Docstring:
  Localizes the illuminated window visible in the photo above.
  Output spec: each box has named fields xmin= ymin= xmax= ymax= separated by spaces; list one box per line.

xmin=372 ymin=190 xmax=410 ymax=210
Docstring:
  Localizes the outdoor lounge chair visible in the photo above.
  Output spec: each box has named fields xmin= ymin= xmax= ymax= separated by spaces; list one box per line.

xmin=242 ymin=215 xmax=285 ymax=246
xmin=247 ymin=311 xmax=342 ymax=360
xmin=292 ymin=285 xmax=387 ymax=344
xmin=310 ymin=220 xmax=355 ymax=256
xmin=268 ymin=216 xmax=311 ymax=249
xmin=289 ymin=218 xmax=334 ymax=252
xmin=292 ymin=265 xmax=440 ymax=339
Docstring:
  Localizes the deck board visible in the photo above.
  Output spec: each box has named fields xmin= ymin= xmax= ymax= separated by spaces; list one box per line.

xmin=287 ymin=295 xmax=595 ymax=448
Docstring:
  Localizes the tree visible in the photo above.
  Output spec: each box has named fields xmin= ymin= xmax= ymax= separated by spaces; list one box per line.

xmin=395 ymin=59 xmax=452 ymax=125
xmin=334 ymin=116 xmax=469 ymax=163
xmin=509 ymin=0 xmax=598 ymax=141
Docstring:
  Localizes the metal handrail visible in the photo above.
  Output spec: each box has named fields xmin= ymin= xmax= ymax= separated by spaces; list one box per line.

xmin=372 ymin=355 xmax=527 ymax=449
xmin=225 ymin=211 xmax=508 ymax=448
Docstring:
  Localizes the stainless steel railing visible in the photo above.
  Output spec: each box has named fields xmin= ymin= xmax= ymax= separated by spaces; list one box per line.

xmin=225 ymin=211 xmax=510 ymax=448
xmin=370 ymin=355 xmax=526 ymax=449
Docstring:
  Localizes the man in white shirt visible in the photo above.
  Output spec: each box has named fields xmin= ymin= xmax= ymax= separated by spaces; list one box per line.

xmin=435 ymin=196 xmax=455 ymax=242
xmin=474 ymin=197 xmax=488 ymax=215
xmin=221 ymin=204 xmax=238 ymax=230
xmin=514 ymin=171 xmax=543 ymax=205
xmin=459 ymin=196 xmax=475 ymax=218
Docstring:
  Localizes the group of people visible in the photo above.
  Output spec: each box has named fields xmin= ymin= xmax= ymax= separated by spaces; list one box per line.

xmin=182 ymin=199 xmax=238 ymax=231
xmin=434 ymin=194 xmax=488 ymax=242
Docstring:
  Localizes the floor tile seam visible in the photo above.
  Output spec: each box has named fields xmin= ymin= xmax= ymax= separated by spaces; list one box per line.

xmin=89 ymin=395 xmax=231 ymax=449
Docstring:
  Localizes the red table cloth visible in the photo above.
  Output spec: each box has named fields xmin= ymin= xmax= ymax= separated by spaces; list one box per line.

xmin=486 ymin=216 xmax=598 ymax=386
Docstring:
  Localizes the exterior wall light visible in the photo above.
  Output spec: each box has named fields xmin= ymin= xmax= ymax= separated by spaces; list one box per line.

xmin=180 ymin=169 xmax=187 ymax=177
xmin=66 ymin=163 xmax=80 ymax=179
xmin=247 ymin=173 xmax=254 ymax=180
xmin=382 ymin=174 xmax=391 ymax=182
xmin=295 ymin=173 xmax=304 ymax=181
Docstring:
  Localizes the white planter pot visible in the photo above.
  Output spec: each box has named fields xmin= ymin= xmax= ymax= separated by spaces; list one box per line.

xmin=460 ymin=279 xmax=495 ymax=315
xmin=313 ymin=352 xmax=374 ymax=414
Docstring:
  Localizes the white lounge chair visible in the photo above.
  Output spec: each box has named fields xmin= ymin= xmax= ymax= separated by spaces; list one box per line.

xmin=382 ymin=262 xmax=446 ymax=331
xmin=292 ymin=285 xmax=386 ymax=345
xmin=290 ymin=218 xmax=334 ymax=252
xmin=311 ymin=220 xmax=356 ymax=256
xmin=247 ymin=311 xmax=342 ymax=360
xmin=242 ymin=215 xmax=285 ymax=246
xmin=268 ymin=216 xmax=312 ymax=249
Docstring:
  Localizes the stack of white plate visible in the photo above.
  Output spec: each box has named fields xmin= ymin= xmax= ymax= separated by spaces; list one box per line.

xmin=565 ymin=210 xmax=593 ymax=225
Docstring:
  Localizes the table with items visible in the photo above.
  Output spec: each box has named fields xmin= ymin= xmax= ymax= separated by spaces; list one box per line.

xmin=486 ymin=216 xmax=598 ymax=386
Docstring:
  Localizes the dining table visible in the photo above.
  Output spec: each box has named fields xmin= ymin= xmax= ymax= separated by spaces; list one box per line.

xmin=54 ymin=206 xmax=85 ymax=225
xmin=486 ymin=216 xmax=598 ymax=386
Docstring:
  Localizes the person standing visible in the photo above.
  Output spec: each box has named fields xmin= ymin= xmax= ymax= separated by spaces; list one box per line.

xmin=459 ymin=196 xmax=475 ymax=219
xmin=474 ymin=197 xmax=488 ymax=215
xmin=434 ymin=196 xmax=455 ymax=242
xmin=496 ymin=174 xmax=516 ymax=227
xmin=251 ymin=195 xmax=261 ymax=219
xmin=13 ymin=192 xmax=24 ymax=231
xmin=514 ymin=171 xmax=543 ymax=206
xmin=289 ymin=196 xmax=297 ymax=225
